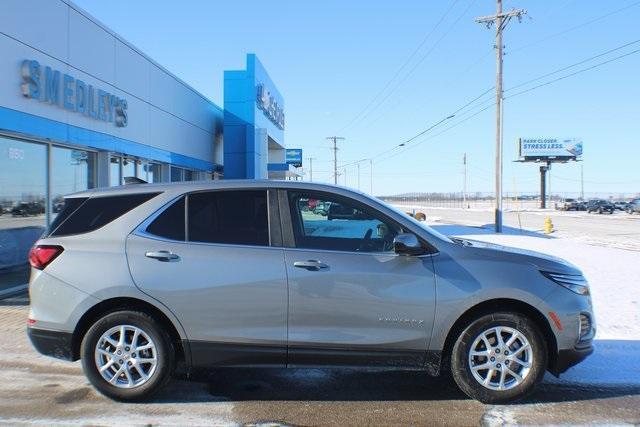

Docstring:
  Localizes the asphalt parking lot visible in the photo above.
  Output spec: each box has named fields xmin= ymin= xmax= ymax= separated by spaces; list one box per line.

xmin=1 ymin=296 xmax=639 ymax=426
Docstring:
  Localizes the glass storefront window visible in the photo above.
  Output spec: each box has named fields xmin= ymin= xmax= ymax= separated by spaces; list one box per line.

xmin=110 ymin=156 xmax=121 ymax=187
xmin=51 ymin=147 xmax=96 ymax=219
xmin=122 ymin=158 xmax=135 ymax=183
xmin=184 ymin=169 xmax=194 ymax=181
xmin=0 ymin=137 xmax=47 ymax=291
xmin=171 ymin=166 xmax=183 ymax=182
xmin=138 ymin=161 xmax=162 ymax=183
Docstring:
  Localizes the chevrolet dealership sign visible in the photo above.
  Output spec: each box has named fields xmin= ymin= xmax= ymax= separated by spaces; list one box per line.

xmin=518 ymin=137 xmax=583 ymax=160
xmin=256 ymin=83 xmax=285 ymax=130
xmin=20 ymin=59 xmax=128 ymax=127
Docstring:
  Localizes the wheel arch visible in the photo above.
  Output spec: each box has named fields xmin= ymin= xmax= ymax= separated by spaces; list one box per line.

xmin=71 ymin=297 xmax=190 ymax=373
xmin=440 ymin=298 xmax=557 ymax=375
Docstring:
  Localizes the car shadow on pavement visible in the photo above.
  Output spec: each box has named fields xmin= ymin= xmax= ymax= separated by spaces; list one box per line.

xmin=151 ymin=363 xmax=640 ymax=404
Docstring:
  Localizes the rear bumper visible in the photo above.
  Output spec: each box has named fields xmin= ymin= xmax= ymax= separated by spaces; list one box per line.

xmin=27 ymin=327 xmax=75 ymax=361
xmin=550 ymin=339 xmax=593 ymax=376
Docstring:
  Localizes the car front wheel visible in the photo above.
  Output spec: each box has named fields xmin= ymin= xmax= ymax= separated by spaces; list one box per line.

xmin=450 ymin=312 xmax=547 ymax=403
xmin=81 ymin=310 xmax=175 ymax=401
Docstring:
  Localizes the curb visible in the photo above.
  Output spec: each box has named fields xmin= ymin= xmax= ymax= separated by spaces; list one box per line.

xmin=0 ymin=284 xmax=28 ymax=300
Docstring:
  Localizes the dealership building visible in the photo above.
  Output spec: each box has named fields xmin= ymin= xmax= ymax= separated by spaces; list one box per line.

xmin=0 ymin=0 xmax=299 ymax=291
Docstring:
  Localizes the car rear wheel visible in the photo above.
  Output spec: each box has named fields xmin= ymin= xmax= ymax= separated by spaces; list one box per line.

xmin=81 ymin=310 xmax=174 ymax=401
xmin=450 ymin=312 xmax=547 ymax=403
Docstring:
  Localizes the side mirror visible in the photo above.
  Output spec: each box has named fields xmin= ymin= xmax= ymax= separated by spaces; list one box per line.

xmin=393 ymin=233 xmax=425 ymax=256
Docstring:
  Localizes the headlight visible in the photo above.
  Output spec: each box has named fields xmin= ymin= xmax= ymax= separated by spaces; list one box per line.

xmin=541 ymin=271 xmax=590 ymax=295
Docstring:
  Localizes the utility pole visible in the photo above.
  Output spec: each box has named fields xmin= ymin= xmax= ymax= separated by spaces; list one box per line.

xmin=343 ymin=167 xmax=348 ymax=186
xmin=306 ymin=157 xmax=315 ymax=181
xmin=580 ymin=162 xmax=584 ymax=200
xmin=357 ymin=162 xmax=361 ymax=190
xmin=326 ymin=136 xmax=345 ymax=185
xmin=476 ymin=1 xmax=526 ymax=232
xmin=463 ymin=153 xmax=468 ymax=209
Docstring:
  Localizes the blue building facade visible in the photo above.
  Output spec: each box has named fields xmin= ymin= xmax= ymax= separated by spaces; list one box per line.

xmin=224 ymin=54 xmax=296 ymax=179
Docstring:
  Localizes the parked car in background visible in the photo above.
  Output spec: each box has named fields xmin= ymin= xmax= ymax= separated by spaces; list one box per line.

xmin=27 ymin=181 xmax=594 ymax=404
xmin=11 ymin=202 xmax=44 ymax=217
xmin=556 ymin=198 xmax=580 ymax=211
xmin=613 ymin=200 xmax=628 ymax=211
xmin=586 ymin=199 xmax=614 ymax=214
xmin=312 ymin=200 xmax=330 ymax=216
xmin=626 ymin=198 xmax=640 ymax=214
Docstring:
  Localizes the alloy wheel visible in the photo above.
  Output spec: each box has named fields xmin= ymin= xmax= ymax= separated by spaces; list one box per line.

xmin=94 ymin=324 xmax=158 ymax=388
xmin=468 ymin=326 xmax=533 ymax=391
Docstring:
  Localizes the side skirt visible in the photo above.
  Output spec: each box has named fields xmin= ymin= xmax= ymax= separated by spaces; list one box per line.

xmin=184 ymin=340 xmax=443 ymax=375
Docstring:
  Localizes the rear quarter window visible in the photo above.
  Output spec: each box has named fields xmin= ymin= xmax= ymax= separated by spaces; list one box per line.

xmin=145 ymin=196 xmax=186 ymax=241
xmin=49 ymin=193 xmax=160 ymax=237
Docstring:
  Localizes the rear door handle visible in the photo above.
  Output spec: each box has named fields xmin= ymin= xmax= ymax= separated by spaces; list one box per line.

xmin=145 ymin=250 xmax=180 ymax=262
xmin=294 ymin=260 xmax=329 ymax=271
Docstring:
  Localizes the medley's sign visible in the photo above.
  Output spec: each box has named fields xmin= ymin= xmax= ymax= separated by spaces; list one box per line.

xmin=518 ymin=137 xmax=583 ymax=160
xmin=20 ymin=59 xmax=128 ymax=127
xmin=256 ymin=83 xmax=284 ymax=130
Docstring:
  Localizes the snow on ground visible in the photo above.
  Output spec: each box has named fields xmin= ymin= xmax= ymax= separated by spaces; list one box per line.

xmin=429 ymin=222 xmax=640 ymax=386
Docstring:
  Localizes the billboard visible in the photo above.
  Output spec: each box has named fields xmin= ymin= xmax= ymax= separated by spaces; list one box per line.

xmin=518 ymin=137 xmax=583 ymax=161
xmin=285 ymin=148 xmax=303 ymax=167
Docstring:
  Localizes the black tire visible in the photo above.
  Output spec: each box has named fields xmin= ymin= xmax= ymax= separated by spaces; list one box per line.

xmin=450 ymin=312 xmax=547 ymax=404
xmin=81 ymin=310 xmax=175 ymax=402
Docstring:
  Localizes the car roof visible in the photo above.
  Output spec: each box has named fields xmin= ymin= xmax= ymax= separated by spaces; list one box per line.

xmin=65 ymin=179 xmax=371 ymax=199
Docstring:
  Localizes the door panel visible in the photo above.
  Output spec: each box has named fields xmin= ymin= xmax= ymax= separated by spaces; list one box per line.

xmin=285 ymin=249 xmax=436 ymax=367
xmin=127 ymin=234 xmax=287 ymax=366
xmin=282 ymin=190 xmax=436 ymax=368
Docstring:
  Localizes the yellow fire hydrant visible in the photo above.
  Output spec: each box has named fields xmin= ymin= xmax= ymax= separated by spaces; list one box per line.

xmin=544 ymin=216 xmax=554 ymax=234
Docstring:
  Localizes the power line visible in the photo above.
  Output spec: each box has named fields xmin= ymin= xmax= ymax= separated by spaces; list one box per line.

xmin=508 ymin=1 xmax=640 ymax=55
xmin=376 ymin=42 xmax=640 ymax=163
xmin=376 ymin=102 xmax=496 ymax=164
xmin=338 ymin=85 xmax=499 ymax=169
xmin=506 ymin=38 xmax=640 ymax=94
xmin=505 ymin=47 xmax=640 ymax=100
xmin=338 ymin=0 xmax=462 ymax=132
xmin=351 ymin=0 xmax=479 ymax=128
xmin=452 ymin=1 xmax=640 ymax=85
xmin=338 ymin=39 xmax=640 ymax=176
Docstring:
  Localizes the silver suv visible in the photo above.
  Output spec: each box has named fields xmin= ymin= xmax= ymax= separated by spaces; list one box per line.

xmin=27 ymin=181 xmax=594 ymax=403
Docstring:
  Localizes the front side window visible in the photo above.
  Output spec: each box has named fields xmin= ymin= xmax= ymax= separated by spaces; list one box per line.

xmin=187 ymin=190 xmax=269 ymax=246
xmin=288 ymin=192 xmax=400 ymax=253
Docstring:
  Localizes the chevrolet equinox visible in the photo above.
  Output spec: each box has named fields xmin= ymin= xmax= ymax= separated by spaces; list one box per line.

xmin=27 ymin=180 xmax=594 ymax=403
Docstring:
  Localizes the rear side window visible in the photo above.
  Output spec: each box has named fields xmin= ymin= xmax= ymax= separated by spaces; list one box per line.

xmin=50 ymin=193 xmax=160 ymax=237
xmin=47 ymin=197 xmax=89 ymax=236
xmin=187 ymin=190 xmax=269 ymax=246
xmin=145 ymin=197 xmax=186 ymax=241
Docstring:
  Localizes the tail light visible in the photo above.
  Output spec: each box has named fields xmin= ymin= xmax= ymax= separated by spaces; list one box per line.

xmin=28 ymin=245 xmax=64 ymax=270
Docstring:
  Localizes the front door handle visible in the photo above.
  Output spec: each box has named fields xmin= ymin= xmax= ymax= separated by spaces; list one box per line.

xmin=294 ymin=260 xmax=329 ymax=271
xmin=145 ymin=250 xmax=180 ymax=262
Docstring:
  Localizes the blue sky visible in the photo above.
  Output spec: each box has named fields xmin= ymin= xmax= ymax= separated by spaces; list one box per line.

xmin=74 ymin=0 xmax=640 ymax=196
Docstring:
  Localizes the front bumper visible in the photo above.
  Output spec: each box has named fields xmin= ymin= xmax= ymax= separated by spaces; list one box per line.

xmin=27 ymin=327 xmax=76 ymax=361
xmin=550 ymin=338 xmax=594 ymax=376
